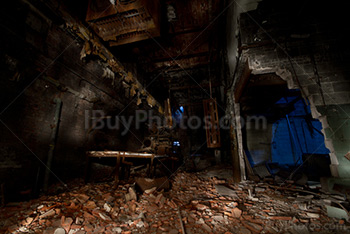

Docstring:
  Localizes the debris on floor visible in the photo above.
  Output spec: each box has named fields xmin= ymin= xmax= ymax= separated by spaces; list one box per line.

xmin=1 ymin=169 xmax=349 ymax=234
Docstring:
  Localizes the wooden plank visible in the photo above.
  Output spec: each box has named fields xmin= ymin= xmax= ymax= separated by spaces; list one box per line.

xmin=86 ymin=151 xmax=154 ymax=158
xmin=203 ymin=98 xmax=221 ymax=148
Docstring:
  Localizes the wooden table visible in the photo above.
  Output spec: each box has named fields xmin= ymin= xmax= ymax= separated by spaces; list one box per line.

xmin=86 ymin=151 xmax=156 ymax=184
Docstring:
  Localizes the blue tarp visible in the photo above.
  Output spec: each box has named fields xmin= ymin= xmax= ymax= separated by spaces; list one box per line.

xmin=271 ymin=97 xmax=329 ymax=166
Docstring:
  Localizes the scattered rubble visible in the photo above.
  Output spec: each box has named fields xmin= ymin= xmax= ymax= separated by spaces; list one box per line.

xmin=0 ymin=170 xmax=350 ymax=233
xmin=135 ymin=177 xmax=170 ymax=193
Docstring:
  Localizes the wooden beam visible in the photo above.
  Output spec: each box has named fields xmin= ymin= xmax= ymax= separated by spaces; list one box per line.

xmin=203 ymin=99 xmax=221 ymax=148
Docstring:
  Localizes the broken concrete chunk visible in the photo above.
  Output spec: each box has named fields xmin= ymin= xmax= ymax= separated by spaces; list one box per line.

xmin=73 ymin=230 xmax=85 ymax=234
xmin=254 ymin=187 xmax=265 ymax=192
xmin=18 ymin=227 xmax=29 ymax=232
xmin=196 ymin=218 xmax=205 ymax=224
xmin=24 ymin=217 xmax=34 ymax=225
xmin=306 ymin=212 xmax=320 ymax=219
xmin=135 ymin=177 xmax=170 ymax=192
xmin=144 ymin=187 xmax=157 ymax=194
xmin=214 ymin=184 xmax=238 ymax=198
xmin=61 ymin=216 xmax=73 ymax=233
xmin=75 ymin=217 xmax=84 ymax=225
xmin=84 ymin=200 xmax=97 ymax=209
xmin=331 ymin=195 xmax=346 ymax=201
xmin=195 ymin=203 xmax=209 ymax=211
xmin=125 ymin=187 xmax=137 ymax=202
xmin=99 ymin=212 xmax=112 ymax=221
xmin=238 ymin=227 xmax=252 ymax=234
xmin=201 ymin=223 xmax=212 ymax=232
xmin=54 ymin=228 xmax=66 ymax=234
xmin=76 ymin=194 xmax=89 ymax=203
xmin=155 ymin=193 xmax=163 ymax=204
xmin=213 ymin=215 xmax=224 ymax=222
xmin=129 ymin=203 xmax=136 ymax=212
xmin=112 ymin=227 xmax=122 ymax=233
xmin=298 ymin=203 xmax=307 ymax=210
xmin=84 ymin=224 xmax=94 ymax=232
xmin=104 ymin=203 xmax=112 ymax=212
xmin=232 ymin=207 xmax=242 ymax=218
xmin=326 ymin=205 xmax=349 ymax=221
xmin=83 ymin=211 xmax=96 ymax=223
xmin=68 ymin=229 xmax=80 ymax=234
xmin=323 ymin=199 xmax=332 ymax=205
xmin=39 ymin=209 xmax=56 ymax=219
xmin=242 ymin=221 xmax=263 ymax=233
xmin=136 ymin=221 xmax=144 ymax=228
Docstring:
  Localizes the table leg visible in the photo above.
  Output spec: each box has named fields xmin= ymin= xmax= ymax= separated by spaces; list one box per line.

xmin=84 ymin=156 xmax=90 ymax=183
xmin=149 ymin=156 xmax=154 ymax=177
xmin=152 ymin=158 xmax=157 ymax=178
xmin=115 ymin=156 xmax=121 ymax=184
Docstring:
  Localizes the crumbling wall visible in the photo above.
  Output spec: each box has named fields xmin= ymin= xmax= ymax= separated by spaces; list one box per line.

xmin=0 ymin=1 xmax=154 ymax=200
xmin=232 ymin=0 xmax=350 ymax=177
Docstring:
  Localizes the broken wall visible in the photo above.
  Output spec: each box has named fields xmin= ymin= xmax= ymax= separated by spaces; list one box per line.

xmin=228 ymin=0 xmax=350 ymax=178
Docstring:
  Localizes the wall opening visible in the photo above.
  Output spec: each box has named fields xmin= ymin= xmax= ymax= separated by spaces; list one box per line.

xmin=237 ymin=73 xmax=331 ymax=182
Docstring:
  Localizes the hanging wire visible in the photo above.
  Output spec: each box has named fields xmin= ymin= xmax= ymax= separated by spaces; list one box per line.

xmin=209 ymin=62 xmax=212 ymax=99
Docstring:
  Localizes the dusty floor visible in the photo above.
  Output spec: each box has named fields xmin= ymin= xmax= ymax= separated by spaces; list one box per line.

xmin=1 ymin=167 xmax=349 ymax=234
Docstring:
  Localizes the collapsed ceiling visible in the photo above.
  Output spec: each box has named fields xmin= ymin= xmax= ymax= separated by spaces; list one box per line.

xmin=82 ymin=0 xmax=224 ymax=108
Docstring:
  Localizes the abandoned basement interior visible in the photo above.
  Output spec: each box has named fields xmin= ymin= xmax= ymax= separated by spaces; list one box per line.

xmin=1 ymin=0 xmax=350 ymax=233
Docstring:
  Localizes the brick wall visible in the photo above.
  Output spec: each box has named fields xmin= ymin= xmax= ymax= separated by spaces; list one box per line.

xmin=0 ymin=1 xmax=148 ymax=200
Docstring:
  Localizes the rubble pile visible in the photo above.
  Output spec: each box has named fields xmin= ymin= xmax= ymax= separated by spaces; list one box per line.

xmin=0 ymin=170 xmax=349 ymax=233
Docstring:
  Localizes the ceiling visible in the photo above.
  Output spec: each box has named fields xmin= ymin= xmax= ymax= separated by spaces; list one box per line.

xmin=71 ymin=0 xmax=225 ymax=108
